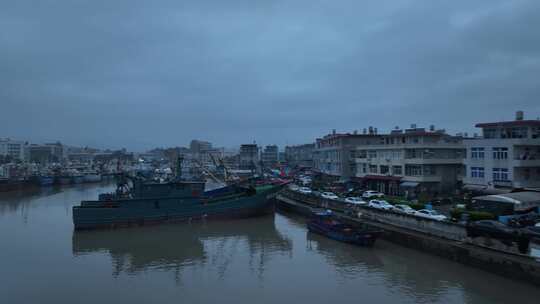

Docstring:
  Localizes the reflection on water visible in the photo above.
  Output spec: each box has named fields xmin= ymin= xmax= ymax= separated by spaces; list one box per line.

xmin=1 ymin=183 xmax=540 ymax=304
xmin=73 ymin=215 xmax=293 ymax=281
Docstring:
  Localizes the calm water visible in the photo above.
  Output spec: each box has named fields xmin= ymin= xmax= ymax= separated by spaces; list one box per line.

xmin=1 ymin=183 xmax=539 ymax=304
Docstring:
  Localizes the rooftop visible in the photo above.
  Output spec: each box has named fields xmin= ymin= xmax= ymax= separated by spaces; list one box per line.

xmin=475 ymin=120 xmax=540 ymax=128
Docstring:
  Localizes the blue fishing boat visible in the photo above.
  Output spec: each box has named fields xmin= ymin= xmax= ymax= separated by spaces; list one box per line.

xmin=307 ymin=210 xmax=382 ymax=247
xmin=72 ymin=157 xmax=287 ymax=230
xmin=39 ymin=176 xmax=54 ymax=186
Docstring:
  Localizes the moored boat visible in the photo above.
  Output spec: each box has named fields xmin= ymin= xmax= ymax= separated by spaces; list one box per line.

xmin=39 ymin=176 xmax=54 ymax=186
xmin=73 ymin=175 xmax=84 ymax=184
xmin=307 ymin=210 xmax=382 ymax=247
xmin=82 ymin=172 xmax=102 ymax=183
xmin=72 ymin=157 xmax=287 ymax=230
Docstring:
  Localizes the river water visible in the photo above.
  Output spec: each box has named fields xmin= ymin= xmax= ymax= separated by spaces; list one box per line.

xmin=1 ymin=183 xmax=539 ymax=304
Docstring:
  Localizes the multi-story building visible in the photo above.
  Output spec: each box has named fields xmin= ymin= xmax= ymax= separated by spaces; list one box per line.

xmin=313 ymin=129 xmax=381 ymax=182
xmin=26 ymin=142 xmax=65 ymax=164
xmin=261 ymin=145 xmax=279 ymax=167
xmin=0 ymin=138 xmax=27 ymax=161
xmin=352 ymin=126 xmax=465 ymax=197
xmin=284 ymin=143 xmax=315 ymax=168
xmin=239 ymin=144 xmax=259 ymax=170
xmin=190 ymin=140 xmax=212 ymax=154
xmin=463 ymin=111 xmax=540 ymax=192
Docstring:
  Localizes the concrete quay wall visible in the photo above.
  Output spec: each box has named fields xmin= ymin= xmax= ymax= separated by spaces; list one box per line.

xmin=276 ymin=191 xmax=540 ymax=287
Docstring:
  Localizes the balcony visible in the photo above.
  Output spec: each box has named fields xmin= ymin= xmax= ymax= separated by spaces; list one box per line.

xmin=404 ymin=158 xmax=463 ymax=165
xmin=512 ymin=159 xmax=540 ymax=167
xmin=402 ymin=175 xmax=442 ymax=182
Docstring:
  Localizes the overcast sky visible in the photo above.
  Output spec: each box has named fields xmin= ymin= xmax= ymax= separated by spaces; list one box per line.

xmin=1 ymin=0 xmax=539 ymax=151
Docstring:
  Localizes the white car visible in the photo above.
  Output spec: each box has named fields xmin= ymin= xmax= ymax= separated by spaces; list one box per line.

xmin=344 ymin=197 xmax=367 ymax=205
xmin=288 ymin=184 xmax=300 ymax=191
xmin=393 ymin=204 xmax=416 ymax=214
xmin=362 ymin=190 xmax=384 ymax=199
xmin=415 ymin=209 xmax=447 ymax=221
xmin=320 ymin=192 xmax=339 ymax=200
xmin=298 ymin=187 xmax=312 ymax=194
xmin=368 ymin=200 xmax=394 ymax=210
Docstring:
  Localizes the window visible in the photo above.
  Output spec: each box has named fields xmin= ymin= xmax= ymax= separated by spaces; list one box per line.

xmin=423 ymin=165 xmax=436 ymax=176
xmin=532 ymin=127 xmax=540 ymax=139
xmin=361 ymin=163 xmax=367 ymax=173
xmin=492 ymin=147 xmax=508 ymax=160
xmin=368 ymin=150 xmax=377 ymax=159
xmin=493 ymin=168 xmax=509 ymax=181
xmin=484 ymin=128 xmax=497 ymax=139
xmin=357 ymin=150 xmax=367 ymax=159
xmin=471 ymin=147 xmax=485 ymax=159
xmin=471 ymin=167 xmax=485 ymax=178
xmin=380 ymin=165 xmax=389 ymax=174
xmin=369 ymin=165 xmax=378 ymax=174
xmin=405 ymin=165 xmax=422 ymax=176
xmin=511 ymin=127 xmax=528 ymax=139
xmin=392 ymin=166 xmax=402 ymax=175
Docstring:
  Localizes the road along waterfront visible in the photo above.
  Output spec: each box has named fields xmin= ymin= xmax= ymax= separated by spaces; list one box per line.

xmin=1 ymin=183 xmax=540 ymax=304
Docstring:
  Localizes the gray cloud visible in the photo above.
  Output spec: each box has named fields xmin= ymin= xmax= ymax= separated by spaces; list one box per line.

xmin=1 ymin=0 xmax=539 ymax=150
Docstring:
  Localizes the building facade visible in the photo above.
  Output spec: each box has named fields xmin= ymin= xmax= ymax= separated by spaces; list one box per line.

xmin=284 ymin=143 xmax=315 ymax=168
xmin=352 ymin=127 xmax=465 ymax=197
xmin=313 ymin=130 xmax=381 ymax=181
xmin=261 ymin=145 xmax=279 ymax=167
xmin=463 ymin=111 xmax=540 ymax=192
xmin=0 ymin=138 xmax=27 ymax=161
xmin=239 ymin=144 xmax=259 ymax=170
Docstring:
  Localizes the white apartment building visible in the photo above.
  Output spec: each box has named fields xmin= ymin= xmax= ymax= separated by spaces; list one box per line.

xmin=0 ymin=138 xmax=27 ymax=161
xmin=313 ymin=130 xmax=381 ymax=181
xmin=352 ymin=127 xmax=464 ymax=197
xmin=463 ymin=111 xmax=540 ymax=192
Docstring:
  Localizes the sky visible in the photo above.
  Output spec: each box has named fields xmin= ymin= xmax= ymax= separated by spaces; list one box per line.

xmin=1 ymin=0 xmax=539 ymax=151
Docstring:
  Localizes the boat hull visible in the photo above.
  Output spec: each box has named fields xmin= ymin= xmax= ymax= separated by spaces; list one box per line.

xmin=39 ymin=176 xmax=54 ymax=186
xmin=307 ymin=221 xmax=380 ymax=247
xmin=72 ymin=186 xmax=282 ymax=230
xmin=83 ymin=174 xmax=102 ymax=183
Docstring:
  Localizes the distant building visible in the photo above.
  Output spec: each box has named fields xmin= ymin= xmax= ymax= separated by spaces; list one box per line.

xmin=352 ymin=126 xmax=464 ymax=197
xmin=285 ymin=143 xmax=315 ymax=167
xmin=313 ymin=130 xmax=379 ymax=182
xmin=190 ymin=140 xmax=212 ymax=154
xmin=463 ymin=111 xmax=540 ymax=193
xmin=239 ymin=144 xmax=259 ymax=170
xmin=261 ymin=145 xmax=279 ymax=167
xmin=0 ymin=138 xmax=27 ymax=161
xmin=28 ymin=145 xmax=57 ymax=164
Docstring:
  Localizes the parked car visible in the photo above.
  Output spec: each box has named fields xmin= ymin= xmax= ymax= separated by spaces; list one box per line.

xmin=362 ymin=190 xmax=384 ymax=199
xmin=521 ymin=223 xmax=540 ymax=239
xmin=344 ymin=197 xmax=367 ymax=205
xmin=414 ymin=209 xmax=447 ymax=221
xmin=393 ymin=204 xmax=416 ymax=215
xmin=467 ymin=220 xmax=517 ymax=239
xmin=298 ymin=187 xmax=312 ymax=194
xmin=321 ymin=192 xmax=339 ymax=200
xmin=368 ymin=200 xmax=394 ymax=210
xmin=288 ymin=184 xmax=300 ymax=191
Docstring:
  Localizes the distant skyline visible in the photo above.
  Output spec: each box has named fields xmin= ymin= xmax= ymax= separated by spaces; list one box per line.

xmin=2 ymin=0 xmax=539 ymax=151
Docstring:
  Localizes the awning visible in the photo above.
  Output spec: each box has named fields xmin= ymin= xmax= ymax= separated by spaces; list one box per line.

xmin=400 ymin=181 xmax=419 ymax=188
xmin=463 ymin=184 xmax=513 ymax=195
xmin=363 ymin=175 xmax=402 ymax=181
xmin=463 ymin=184 xmax=488 ymax=192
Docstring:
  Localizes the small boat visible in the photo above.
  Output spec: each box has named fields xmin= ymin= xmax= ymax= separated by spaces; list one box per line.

xmin=307 ymin=210 xmax=382 ymax=247
xmin=73 ymin=175 xmax=85 ymax=184
xmin=82 ymin=172 xmax=102 ymax=183
xmin=39 ymin=176 xmax=54 ymax=186
xmin=57 ymin=176 xmax=73 ymax=185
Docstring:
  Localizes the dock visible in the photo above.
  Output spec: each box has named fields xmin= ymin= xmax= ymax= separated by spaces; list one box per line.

xmin=276 ymin=190 xmax=540 ymax=286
